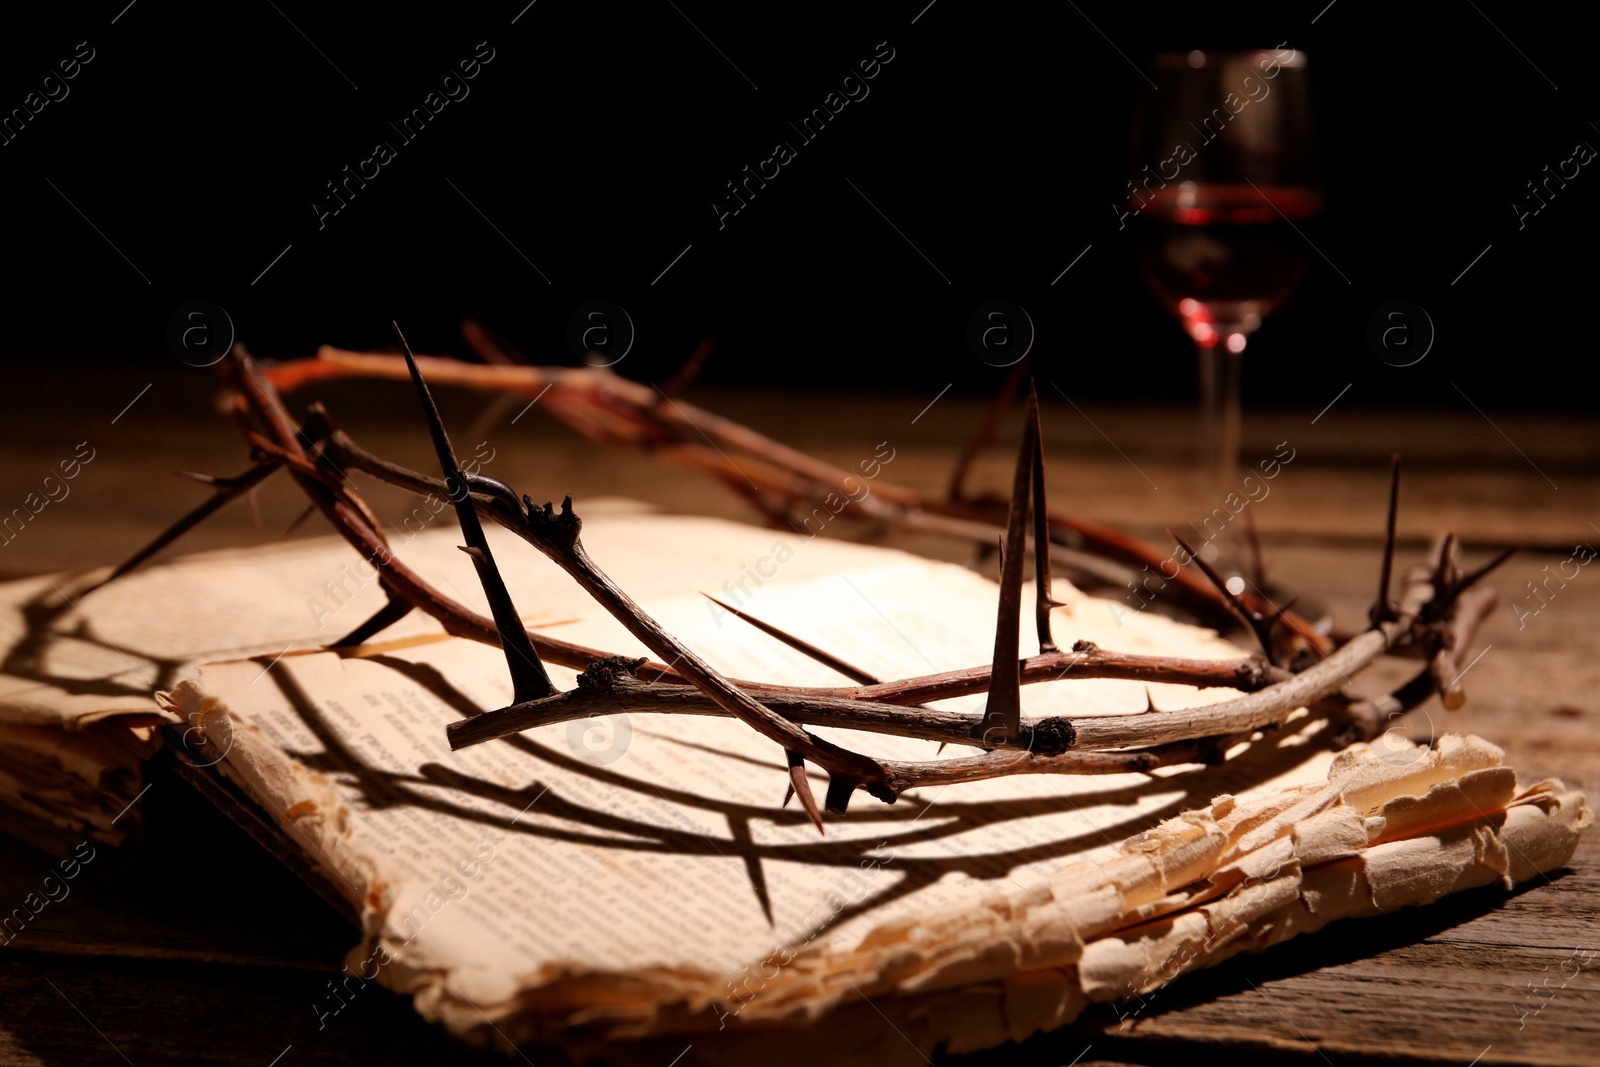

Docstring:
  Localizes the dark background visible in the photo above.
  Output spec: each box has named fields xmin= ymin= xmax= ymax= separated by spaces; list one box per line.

xmin=2 ymin=0 xmax=1595 ymax=409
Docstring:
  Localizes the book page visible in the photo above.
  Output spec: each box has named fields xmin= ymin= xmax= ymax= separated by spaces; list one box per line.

xmin=1 ymin=500 xmax=1003 ymax=730
xmin=0 ymin=502 xmax=883 ymax=843
xmin=23 ymin=507 xmax=1584 ymax=1065
xmin=172 ymin=511 xmax=1359 ymax=1052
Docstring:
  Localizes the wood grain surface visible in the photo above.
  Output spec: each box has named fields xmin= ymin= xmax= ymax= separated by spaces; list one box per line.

xmin=1 ymin=369 xmax=1594 ymax=1066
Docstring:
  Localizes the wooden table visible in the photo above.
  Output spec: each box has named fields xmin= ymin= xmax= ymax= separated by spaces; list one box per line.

xmin=1 ymin=369 xmax=1595 ymax=1066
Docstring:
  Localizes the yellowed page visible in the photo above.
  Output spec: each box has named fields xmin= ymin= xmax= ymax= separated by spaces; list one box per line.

xmin=0 ymin=502 xmax=883 ymax=842
xmin=14 ymin=506 xmax=1585 ymax=1064
xmin=170 ymin=512 xmax=1365 ymax=1056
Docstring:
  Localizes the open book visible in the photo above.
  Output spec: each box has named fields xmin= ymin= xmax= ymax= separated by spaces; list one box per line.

xmin=0 ymin=505 xmax=1589 ymax=1065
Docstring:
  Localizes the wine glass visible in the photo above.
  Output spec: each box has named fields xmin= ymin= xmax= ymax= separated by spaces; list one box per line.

xmin=1128 ymin=49 xmax=1322 ymax=495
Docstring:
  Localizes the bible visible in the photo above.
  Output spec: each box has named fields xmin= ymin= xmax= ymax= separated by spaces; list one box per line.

xmin=0 ymin=506 xmax=1589 ymax=1064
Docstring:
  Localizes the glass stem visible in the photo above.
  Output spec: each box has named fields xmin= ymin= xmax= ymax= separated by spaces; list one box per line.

xmin=1197 ymin=334 xmax=1245 ymax=494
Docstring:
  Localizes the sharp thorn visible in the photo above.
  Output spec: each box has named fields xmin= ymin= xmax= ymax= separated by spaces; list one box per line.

xmin=786 ymin=750 xmax=824 ymax=835
xmin=946 ymin=354 xmax=1031 ymax=502
xmin=1243 ymin=506 xmax=1267 ymax=590
xmin=824 ymin=775 xmax=858 ymax=815
xmin=658 ymin=337 xmax=716 ymax=399
xmin=96 ymin=462 xmax=281 ymax=587
xmin=460 ymin=317 xmax=529 ymax=365
xmin=1371 ymin=454 xmax=1402 ymax=625
xmin=983 ymin=403 xmax=1036 ymax=744
xmin=1457 ymin=546 xmax=1517 ymax=593
xmin=1432 ymin=533 xmax=1458 ymax=591
xmin=328 ymin=591 xmax=416 ymax=648
xmin=702 ymin=593 xmax=880 ymax=684
xmin=1170 ymin=529 xmax=1279 ymax=665
xmin=1028 ymin=381 xmax=1058 ymax=656
xmin=396 ymin=325 xmax=555 ymax=703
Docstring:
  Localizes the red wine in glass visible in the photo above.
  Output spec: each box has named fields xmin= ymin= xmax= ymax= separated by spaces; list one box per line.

xmin=1128 ymin=49 xmax=1322 ymax=494
xmin=1137 ymin=183 xmax=1321 ymax=347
